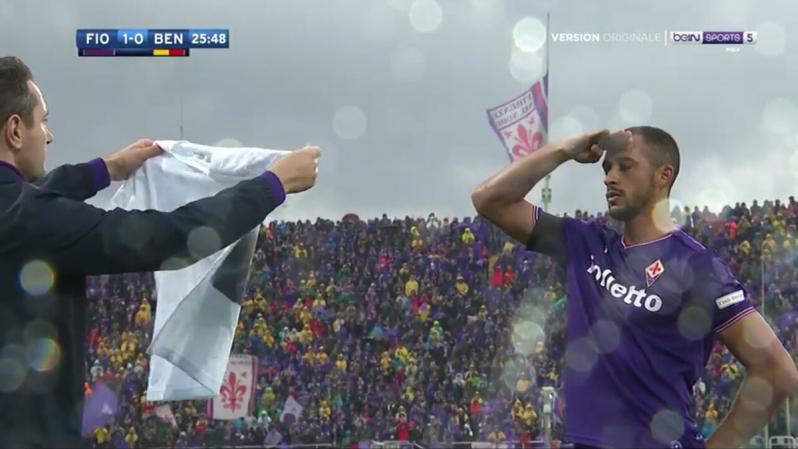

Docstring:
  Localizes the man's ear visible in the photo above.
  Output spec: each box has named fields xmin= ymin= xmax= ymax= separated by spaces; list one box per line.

xmin=3 ymin=115 xmax=25 ymax=152
xmin=658 ymin=164 xmax=675 ymax=190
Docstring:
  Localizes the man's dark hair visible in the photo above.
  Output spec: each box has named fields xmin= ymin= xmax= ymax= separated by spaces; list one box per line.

xmin=626 ymin=125 xmax=680 ymax=193
xmin=0 ymin=56 xmax=37 ymax=128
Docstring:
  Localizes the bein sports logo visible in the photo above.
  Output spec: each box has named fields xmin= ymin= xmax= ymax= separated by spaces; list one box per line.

xmin=586 ymin=256 xmax=663 ymax=312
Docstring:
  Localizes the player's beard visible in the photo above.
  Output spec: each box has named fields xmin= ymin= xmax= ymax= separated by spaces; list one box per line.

xmin=608 ymin=179 xmax=656 ymax=222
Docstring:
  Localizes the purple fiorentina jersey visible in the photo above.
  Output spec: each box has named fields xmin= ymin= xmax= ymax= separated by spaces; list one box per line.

xmin=526 ymin=209 xmax=755 ymax=449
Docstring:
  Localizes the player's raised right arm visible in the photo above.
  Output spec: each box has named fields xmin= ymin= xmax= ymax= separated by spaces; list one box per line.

xmin=471 ymin=130 xmax=617 ymax=261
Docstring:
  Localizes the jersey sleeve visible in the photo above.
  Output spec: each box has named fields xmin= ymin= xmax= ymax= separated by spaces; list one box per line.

xmin=688 ymin=251 xmax=756 ymax=334
xmin=525 ymin=206 xmax=566 ymax=265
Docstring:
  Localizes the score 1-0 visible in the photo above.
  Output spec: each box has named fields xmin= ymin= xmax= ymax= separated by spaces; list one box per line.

xmin=117 ymin=29 xmax=148 ymax=48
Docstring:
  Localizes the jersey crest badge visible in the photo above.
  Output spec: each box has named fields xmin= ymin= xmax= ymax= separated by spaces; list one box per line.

xmin=645 ymin=259 xmax=665 ymax=287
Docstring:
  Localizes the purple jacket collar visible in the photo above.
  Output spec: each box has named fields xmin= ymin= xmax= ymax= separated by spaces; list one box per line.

xmin=0 ymin=161 xmax=25 ymax=180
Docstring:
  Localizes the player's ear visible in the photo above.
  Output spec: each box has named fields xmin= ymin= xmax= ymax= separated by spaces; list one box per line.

xmin=657 ymin=164 xmax=675 ymax=190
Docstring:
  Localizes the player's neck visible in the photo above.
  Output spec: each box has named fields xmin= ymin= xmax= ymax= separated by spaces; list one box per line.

xmin=622 ymin=201 xmax=678 ymax=246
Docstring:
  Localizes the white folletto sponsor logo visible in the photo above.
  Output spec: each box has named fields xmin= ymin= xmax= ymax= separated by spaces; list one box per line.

xmin=587 ymin=257 xmax=663 ymax=312
xmin=715 ymin=290 xmax=745 ymax=310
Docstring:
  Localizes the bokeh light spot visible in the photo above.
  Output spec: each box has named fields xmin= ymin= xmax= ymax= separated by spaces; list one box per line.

xmin=740 ymin=376 xmax=774 ymax=413
xmin=677 ymin=306 xmax=711 ymax=340
xmin=332 ymin=106 xmax=368 ymax=140
xmin=19 ymin=260 xmax=55 ymax=296
xmin=0 ymin=357 xmax=26 ymax=392
xmin=549 ymin=115 xmax=584 ymax=140
xmin=513 ymin=17 xmax=547 ymax=52
xmin=592 ymin=319 xmax=621 ymax=353
xmin=565 ymin=338 xmax=598 ymax=372
xmin=187 ymin=226 xmax=222 ymax=259
xmin=509 ymin=48 xmax=544 ymax=84
xmin=409 ymin=0 xmax=442 ymax=33
xmin=650 ymin=408 xmax=684 ymax=444
xmin=26 ymin=338 xmax=61 ymax=372
xmin=511 ymin=320 xmax=544 ymax=356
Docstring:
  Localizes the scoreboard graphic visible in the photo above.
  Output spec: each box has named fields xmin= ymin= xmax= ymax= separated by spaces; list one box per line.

xmin=76 ymin=29 xmax=229 ymax=57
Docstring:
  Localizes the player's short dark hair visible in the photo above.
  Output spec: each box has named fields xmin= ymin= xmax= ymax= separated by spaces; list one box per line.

xmin=0 ymin=56 xmax=37 ymax=129
xmin=626 ymin=125 xmax=680 ymax=193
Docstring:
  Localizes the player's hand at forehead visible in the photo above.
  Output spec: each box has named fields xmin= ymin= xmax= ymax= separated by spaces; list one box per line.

xmin=597 ymin=129 xmax=634 ymax=156
xmin=559 ymin=129 xmax=632 ymax=164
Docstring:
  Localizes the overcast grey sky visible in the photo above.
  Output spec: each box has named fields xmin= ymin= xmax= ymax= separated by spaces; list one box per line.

xmin=2 ymin=0 xmax=796 ymax=221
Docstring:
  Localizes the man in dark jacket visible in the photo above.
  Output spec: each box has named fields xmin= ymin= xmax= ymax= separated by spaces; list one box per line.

xmin=0 ymin=56 xmax=320 ymax=448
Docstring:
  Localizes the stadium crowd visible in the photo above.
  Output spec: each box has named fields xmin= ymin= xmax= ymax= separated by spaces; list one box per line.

xmin=83 ymin=196 xmax=798 ymax=448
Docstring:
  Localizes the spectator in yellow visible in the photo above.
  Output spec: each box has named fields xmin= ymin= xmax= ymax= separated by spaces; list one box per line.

xmin=242 ymin=296 xmax=256 ymax=316
xmin=406 ymin=357 xmax=419 ymax=383
xmin=380 ymin=351 xmax=392 ymax=373
xmin=94 ymin=426 xmax=109 ymax=447
xmin=402 ymin=386 xmax=415 ymax=403
xmin=488 ymin=429 xmax=507 ymax=442
xmin=125 ymin=427 xmax=138 ymax=448
xmin=405 ymin=276 xmax=419 ymax=296
xmin=255 ymin=293 xmax=268 ymax=313
xmin=722 ymin=361 xmax=740 ymax=380
xmin=306 ymin=272 xmax=317 ymax=288
xmin=410 ymin=226 xmax=423 ymax=251
xmin=262 ymin=387 xmax=276 ymax=408
xmin=396 ymin=346 xmax=410 ymax=364
xmin=763 ymin=233 xmax=776 ymax=255
xmin=512 ymin=399 xmax=524 ymax=421
xmin=522 ymin=404 xmax=537 ymax=427
xmin=333 ymin=315 xmax=345 ymax=334
xmin=705 ymin=402 xmax=719 ymax=426
xmin=461 ymin=227 xmax=475 ymax=245
xmin=298 ymin=323 xmax=313 ymax=345
xmin=135 ymin=353 xmax=148 ymax=371
xmin=398 ymin=262 xmax=410 ymax=278
xmin=294 ymin=242 xmax=308 ymax=259
xmin=120 ymin=332 xmax=137 ymax=363
xmin=110 ymin=349 xmax=124 ymax=371
xmin=253 ymin=314 xmax=268 ymax=336
xmin=184 ymin=402 xmax=197 ymax=418
xmin=429 ymin=321 xmax=444 ymax=342
xmin=455 ymin=275 xmax=469 ymax=296
xmin=737 ymin=239 xmax=751 ymax=256
xmin=418 ymin=301 xmax=430 ymax=322
xmin=316 ymin=346 xmax=329 ymax=365
xmin=335 ymin=354 xmax=348 ymax=372
xmin=478 ymin=304 xmax=488 ymax=320
xmin=319 ymin=400 xmax=332 ymax=422
xmin=312 ymin=295 xmax=326 ymax=312
xmin=298 ymin=304 xmax=312 ymax=325
xmin=263 ymin=328 xmax=275 ymax=348
xmin=134 ymin=299 xmax=152 ymax=328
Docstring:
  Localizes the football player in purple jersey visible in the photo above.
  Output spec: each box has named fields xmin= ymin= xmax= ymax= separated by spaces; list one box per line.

xmin=472 ymin=127 xmax=798 ymax=448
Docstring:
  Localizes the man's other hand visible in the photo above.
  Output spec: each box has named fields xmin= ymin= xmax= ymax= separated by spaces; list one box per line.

xmin=269 ymin=145 xmax=320 ymax=193
xmin=103 ymin=139 xmax=163 ymax=181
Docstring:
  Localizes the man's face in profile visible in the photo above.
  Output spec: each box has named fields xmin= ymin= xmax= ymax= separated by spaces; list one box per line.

xmin=15 ymin=80 xmax=53 ymax=181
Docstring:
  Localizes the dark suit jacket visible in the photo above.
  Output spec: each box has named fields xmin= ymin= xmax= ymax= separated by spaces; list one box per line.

xmin=0 ymin=160 xmax=285 ymax=448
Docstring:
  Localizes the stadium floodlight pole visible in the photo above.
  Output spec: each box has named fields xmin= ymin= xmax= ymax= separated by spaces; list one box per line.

xmin=542 ymin=12 xmax=552 ymax=213
xmin=760 ymin=240 xmax=770 ymax=445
